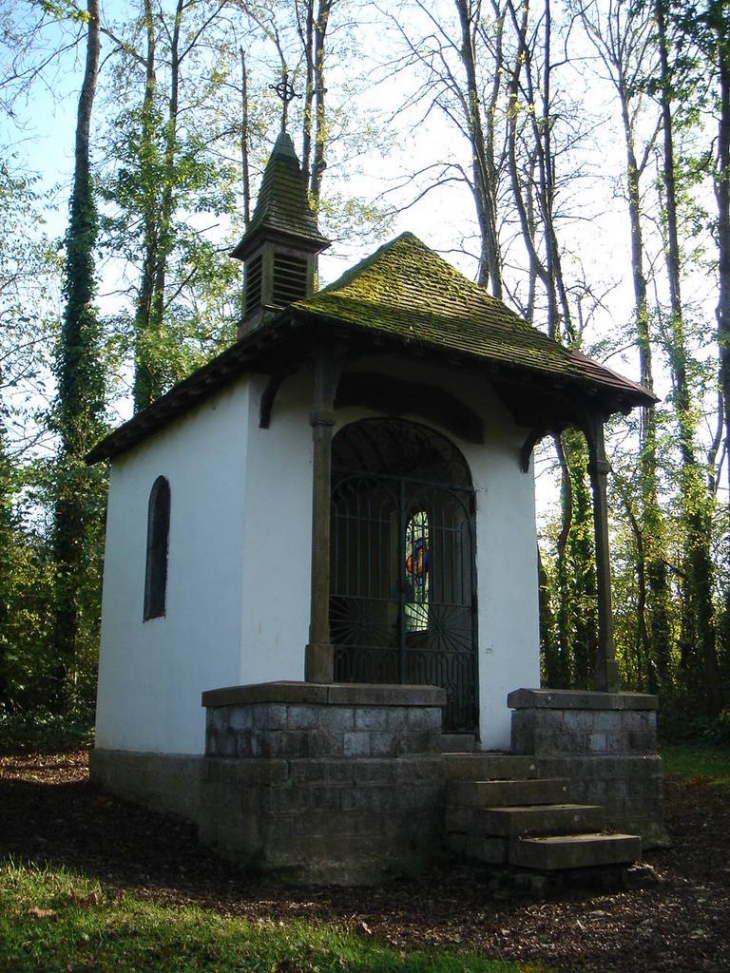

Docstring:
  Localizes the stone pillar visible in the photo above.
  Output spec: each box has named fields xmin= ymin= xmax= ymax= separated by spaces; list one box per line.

xmin=585 ymin=414 xmax=619 ymax=693
xmin=200 ymin=682 xmax=447 ymax=884
xmin=508 ymin=688 xmax=665 ymax=846
xmin=305 ymin=346 xmax=337 ymax=683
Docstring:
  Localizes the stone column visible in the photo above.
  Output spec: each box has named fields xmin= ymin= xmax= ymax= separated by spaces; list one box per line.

xmin=585 ymin=415 xmax=620 ymax=693
xmin=305 ymin=346 xmax=337 ymax=683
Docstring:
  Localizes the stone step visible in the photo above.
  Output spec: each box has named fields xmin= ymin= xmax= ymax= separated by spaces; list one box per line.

xmin=478 ymin=803 xmax=605 ymax=837
xmin=442 ymin=752 xmax=540 ymax=781
xmin=440 ymin=733 xmax=476 ymax=753
xmin=446 ymin=831 xmax=509 ymax=865
xmin=448 ymin=778 xmax=570 ymax=808
xmin=509 ymin=832 xmax=642 ymax=871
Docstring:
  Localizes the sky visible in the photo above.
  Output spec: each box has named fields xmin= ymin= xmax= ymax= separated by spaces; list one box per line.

xmin=2 ymin=0 xmax=724 ymax=514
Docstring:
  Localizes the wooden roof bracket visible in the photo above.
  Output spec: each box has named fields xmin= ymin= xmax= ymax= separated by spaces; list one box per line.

xmin=260 ymin=367 xmax=298 ymax=428
xmin=519 ymin=427 xmax=551 ymax=473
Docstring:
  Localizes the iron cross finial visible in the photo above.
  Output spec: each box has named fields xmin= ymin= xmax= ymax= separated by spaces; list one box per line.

xmin=269 ymin=72 xmax=300 ymax=131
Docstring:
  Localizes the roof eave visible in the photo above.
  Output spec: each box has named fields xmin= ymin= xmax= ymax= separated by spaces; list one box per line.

xmin=292 ymin=308 xmax=659 ymax=415
xmin=87 ymin=308 xmax=657 ymax=465
xmin=230 ymin=226 xmax=331 ymax=261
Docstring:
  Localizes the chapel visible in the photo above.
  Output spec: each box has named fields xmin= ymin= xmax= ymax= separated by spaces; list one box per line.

xmin=87 ymin=126 xmax=664 ymax=884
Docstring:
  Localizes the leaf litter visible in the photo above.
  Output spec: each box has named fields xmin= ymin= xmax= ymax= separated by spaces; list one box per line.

xmin=1 ymin=750 xmax=729 ymax=972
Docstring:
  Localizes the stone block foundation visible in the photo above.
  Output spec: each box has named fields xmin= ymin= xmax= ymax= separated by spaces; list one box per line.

xmin=199 ymin=682 xmax=447 ymax=885
xmin=508 ymin=688 xmax=666 ymax=846
xmin=89 ymin=684 xmax=666 ymax=884
xmin=89 ymin=749 xmax=204 ymax=823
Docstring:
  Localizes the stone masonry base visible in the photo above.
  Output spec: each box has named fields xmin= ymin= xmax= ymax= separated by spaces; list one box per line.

xmin=199 ymin=682 xmax=447 ymax=885
xmin=508 ymin=688 xmax=666 ymax=846
xmin=89 ymin=685 xmax=667 ymax=884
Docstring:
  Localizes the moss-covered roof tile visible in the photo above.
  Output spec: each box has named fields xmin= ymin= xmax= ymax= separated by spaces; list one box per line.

xmin=293 ymin=233 xmax=586 ymax=379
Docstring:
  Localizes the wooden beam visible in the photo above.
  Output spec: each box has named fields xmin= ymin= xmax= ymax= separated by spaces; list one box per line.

xmin=304 ymin=344 xmax=339 ymax=683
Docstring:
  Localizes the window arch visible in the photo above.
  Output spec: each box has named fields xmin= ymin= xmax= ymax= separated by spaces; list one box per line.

xmin=144 ymin=476 xmax=170 ymax=620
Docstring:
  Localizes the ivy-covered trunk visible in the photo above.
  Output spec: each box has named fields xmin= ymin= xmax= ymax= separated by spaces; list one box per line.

xmin=51 ymin=0 xmax=104 ymax=713
xmin=656 ymin=0 xmax=720 ymax=717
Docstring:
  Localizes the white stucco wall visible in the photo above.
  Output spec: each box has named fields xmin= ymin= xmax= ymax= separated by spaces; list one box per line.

xmin=96 ymin=358 xmax=539 ymax=757
xmin=236 ymin=373 xmax=313 ymax=683
xmin=96 ymin=375 xmax=316 ymax=756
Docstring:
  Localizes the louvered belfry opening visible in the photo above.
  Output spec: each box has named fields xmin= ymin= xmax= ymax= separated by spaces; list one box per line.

xmin=230 ymin=129 xmax=330 ymax=335
xmin=244 ymin=253 xmax=263 ymax=318
xmin=273 ymin=253 xmax=308 ymax=306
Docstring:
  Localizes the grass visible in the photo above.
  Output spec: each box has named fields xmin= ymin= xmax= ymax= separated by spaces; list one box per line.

xmin=0 ymin=860 xmax=541 ymax=973
xmin=3 ymin=732 xmax=725 ymax=973
xmin=660 ymin=742 xmax=730 ymax=785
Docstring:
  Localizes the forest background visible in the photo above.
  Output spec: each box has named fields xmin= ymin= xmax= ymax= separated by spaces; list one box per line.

xmin=1 ymin=0 xmax=729 ymax=739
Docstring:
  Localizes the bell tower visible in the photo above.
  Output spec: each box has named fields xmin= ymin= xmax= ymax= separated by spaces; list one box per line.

xmin=231 ymin=121 xmax=330 ymax=337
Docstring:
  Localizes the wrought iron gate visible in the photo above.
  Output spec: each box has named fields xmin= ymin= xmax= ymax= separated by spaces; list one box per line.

xmin=330 ymin=418 xmax=478 ymax=733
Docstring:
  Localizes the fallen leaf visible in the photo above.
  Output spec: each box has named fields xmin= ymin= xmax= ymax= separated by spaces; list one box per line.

xmin=70 ymin=887 xmax=99 ymax=908
xmin=27 ymin=907 xmax=57 ymax=920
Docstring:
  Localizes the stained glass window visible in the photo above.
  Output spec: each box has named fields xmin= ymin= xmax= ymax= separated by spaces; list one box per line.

xmin=404 ymin=510 xmax=429 ymax=633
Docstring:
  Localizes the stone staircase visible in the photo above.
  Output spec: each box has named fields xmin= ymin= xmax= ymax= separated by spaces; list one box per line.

xmin=442 ymin=751 xmax=642 ymax=872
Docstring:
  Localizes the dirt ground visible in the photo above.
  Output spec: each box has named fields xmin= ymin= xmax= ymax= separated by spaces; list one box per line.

xmin=1 ymin=747 xmax=729 ymax=972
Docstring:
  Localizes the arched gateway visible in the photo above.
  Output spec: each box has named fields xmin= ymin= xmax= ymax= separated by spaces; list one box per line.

xmin=330 ymin=418 xmax=478 ymax=733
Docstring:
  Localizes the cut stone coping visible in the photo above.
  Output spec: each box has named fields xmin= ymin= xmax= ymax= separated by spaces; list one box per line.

xmin=202 ymin=681 xmax=447 ymax=709
xmin=507 ymin=688 xmax=658 ymax=711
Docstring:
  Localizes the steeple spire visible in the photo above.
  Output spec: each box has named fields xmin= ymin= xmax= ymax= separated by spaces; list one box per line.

xmin=231 ymin=113 xmax=330 ymax=336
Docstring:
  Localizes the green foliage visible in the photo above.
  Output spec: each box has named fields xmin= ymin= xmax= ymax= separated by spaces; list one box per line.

xmin=96 ymin=4 xmax=245 ymax=412
xmin=0 ymin=158 xmax=65 ymax=716
xmin=0 ymin=705 xmax=94 ymax=752
xmin=539 ymin=432 xmax=597 ymax=690
xmin=0 ymin=862 xmax=523 ymax=973
xmin=660 ymin=707 xmax=730 ymax=746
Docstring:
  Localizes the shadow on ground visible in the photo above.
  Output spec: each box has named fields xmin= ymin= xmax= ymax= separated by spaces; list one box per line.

xmin=2 ymin=749 xmax=729 ymax=972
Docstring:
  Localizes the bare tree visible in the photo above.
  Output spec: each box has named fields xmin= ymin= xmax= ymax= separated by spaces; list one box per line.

xmin=578 ymin=0 xmax=671 ymax=692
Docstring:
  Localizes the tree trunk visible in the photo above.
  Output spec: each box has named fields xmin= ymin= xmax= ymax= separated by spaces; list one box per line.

xmin=52 ymin=0 xmax=103 ymax=713
xmin=656 ymin=0 xmax=720 ymax=716
xmin=714 ymin=8 xmax=730 ymax=516
xmin=241 ymin=46 xmax=251 ymax=227
xmin=616 ymin=26 xmax=672 ymax=692
xmin=132 ymin=0 xmax=158 ymax=413
xmin=455 ymin=0 xmax=503 ymax=297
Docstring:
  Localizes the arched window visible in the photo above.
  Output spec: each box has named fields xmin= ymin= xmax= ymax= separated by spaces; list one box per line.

xmin=404 ymin=509 xmax=430 ymax=634
xmin=144 ymin=476 xmax=170 ymax=620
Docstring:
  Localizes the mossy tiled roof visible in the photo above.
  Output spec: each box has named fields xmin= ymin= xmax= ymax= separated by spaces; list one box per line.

xmin=87 ymin=232 xmax=655 ymax=464
xmin=293 ymin=233 xmax=604 ymax=383
xmin=230 ymin=131 xmax=330 ymax=260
